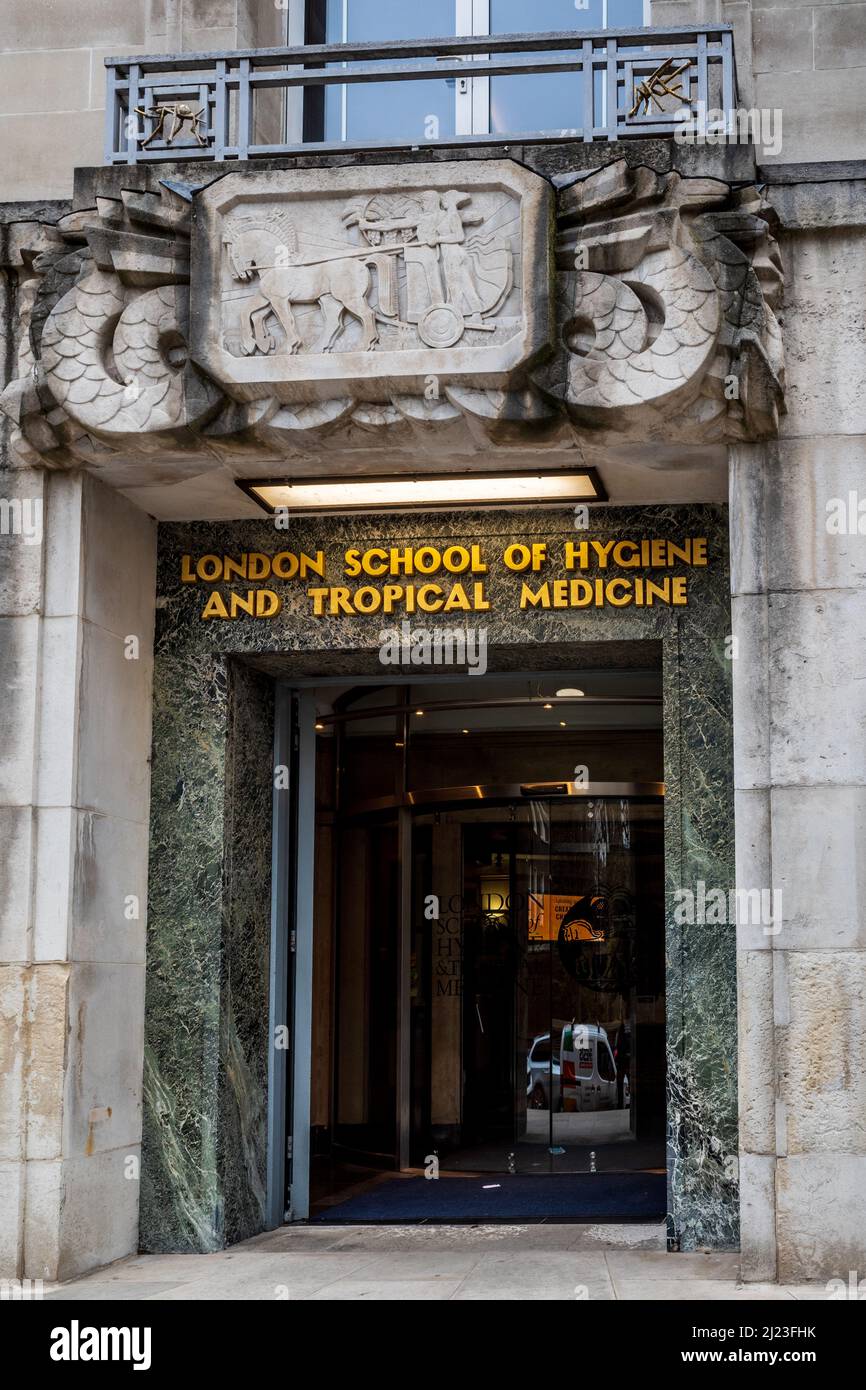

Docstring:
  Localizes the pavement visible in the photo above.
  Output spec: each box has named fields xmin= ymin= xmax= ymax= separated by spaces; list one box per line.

xmin=41 ymin=1224 xmax=837 ymax=1301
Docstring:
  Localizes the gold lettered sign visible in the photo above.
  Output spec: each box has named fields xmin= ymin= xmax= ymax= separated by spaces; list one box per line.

xmin=178 ymin=537 xmax=708 ymax=621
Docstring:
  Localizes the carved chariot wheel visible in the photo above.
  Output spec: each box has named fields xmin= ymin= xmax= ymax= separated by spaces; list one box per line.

xmin=417 ymin=302 xmax=465 ymax=349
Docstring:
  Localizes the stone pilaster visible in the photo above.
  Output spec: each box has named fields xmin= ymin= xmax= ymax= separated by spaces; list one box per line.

xmin=1 ymin=275 xmax=156 ymax=1281
xmin=731 ymin=171 xmax=866 ymax=1283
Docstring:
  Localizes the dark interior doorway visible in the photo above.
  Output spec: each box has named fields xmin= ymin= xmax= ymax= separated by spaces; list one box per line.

xmin=306 ymin=671 xmax=666 ymax=1222
xmin=411 ymin=797 xmax=665 ymax=1172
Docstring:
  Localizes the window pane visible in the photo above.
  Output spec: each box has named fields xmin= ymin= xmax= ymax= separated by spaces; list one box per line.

xmin=325 ymin=0 xmax=456 ymax=143
xmin=488 ymin=0 xmax=604 ymax=138
xmin=343 ymin=77 xmax=456 ymax=143
xmin=338 ymin=0 xmax=454 ymax=41
xmin=598 ymin=1042 xmax=616 ymax=1081
xmin=489 ymin=0 xmax=604 ymax=29
xmin=607 ymin=0 xmax=647 ymax=27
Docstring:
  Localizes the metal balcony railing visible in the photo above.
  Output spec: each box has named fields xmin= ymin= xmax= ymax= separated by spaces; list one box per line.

xmin=104 ymin=26 xmax=736 ymax=166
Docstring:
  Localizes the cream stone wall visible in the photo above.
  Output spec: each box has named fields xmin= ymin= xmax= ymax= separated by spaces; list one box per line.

xmin=656 ymin=0 xmax=866 ymax=162
xmin=0 ymin=0 xmax=290 ymax=201
xmin=0 ymin=0 xmax=149 ymax=202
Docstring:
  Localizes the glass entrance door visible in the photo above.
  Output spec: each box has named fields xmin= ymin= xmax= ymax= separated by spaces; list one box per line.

xmin=409 ymin=792 xmax=664 ymax=1176
xmin=516 ymin=794 xmax=665 ymax=1173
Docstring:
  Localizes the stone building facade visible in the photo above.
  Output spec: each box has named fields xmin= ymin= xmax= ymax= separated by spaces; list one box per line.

xmin=1 ymin=0 xmax=865 ymax=1286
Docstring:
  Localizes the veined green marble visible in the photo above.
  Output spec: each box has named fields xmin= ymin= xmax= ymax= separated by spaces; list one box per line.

xmin=142 ymin=503 xmax=735 ymax=1252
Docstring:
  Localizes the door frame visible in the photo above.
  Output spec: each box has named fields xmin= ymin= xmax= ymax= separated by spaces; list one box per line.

xmin=267 ymin=685 xmax=317 ymax=1224
xmin=269 ymin=665 xmax=663 ymax=1221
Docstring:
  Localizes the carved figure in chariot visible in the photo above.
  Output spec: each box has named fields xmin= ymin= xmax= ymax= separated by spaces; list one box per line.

xmin=222 ymin=188 xmax=514 ymax=356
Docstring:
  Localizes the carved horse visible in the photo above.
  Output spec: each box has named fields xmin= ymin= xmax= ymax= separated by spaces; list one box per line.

xmin=224 ymin=223 xmax=387 ymax=355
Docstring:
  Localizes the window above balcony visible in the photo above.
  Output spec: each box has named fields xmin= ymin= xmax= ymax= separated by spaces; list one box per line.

xmin=104 ymin=16 xmax=736 ymax=165
xmin=312 ymin=0 xmax=652 ymax=144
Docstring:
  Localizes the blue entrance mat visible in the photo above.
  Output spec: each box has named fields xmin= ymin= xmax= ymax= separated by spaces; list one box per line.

xmin=312 ymin=1172 xmax=665 ymax=1223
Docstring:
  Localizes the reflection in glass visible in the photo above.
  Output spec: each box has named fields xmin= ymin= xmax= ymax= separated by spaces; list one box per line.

xmin=409 ymin=797 xmax=664 ymax=1174
xmin=488 ymin=0 xmax=602 ymax=136
xmin=324 ymin=0 xmax=456 ymax=143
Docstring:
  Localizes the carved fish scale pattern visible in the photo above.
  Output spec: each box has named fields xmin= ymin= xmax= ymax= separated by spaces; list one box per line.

xmin=41 ymin=271 xmax=217 ymax=436
xmin=566 ymin=245 xmax=721 ymax=409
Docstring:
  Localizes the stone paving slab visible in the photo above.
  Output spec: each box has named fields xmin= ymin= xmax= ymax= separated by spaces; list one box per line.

xmin=605 ymin=1249 xmax=742 ymax=1281
xmin=44 ymin=1282 xmax=189 ymax=1301
xmin=612 ymin=1280 xmax=797 ymax=1302
xmin=302 ymin=1277 xmax=469 ymax=1301
xmin=42 ymin=1225 xmax=836 ymax=1301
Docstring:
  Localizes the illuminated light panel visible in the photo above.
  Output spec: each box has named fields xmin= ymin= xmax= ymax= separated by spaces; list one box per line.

xmin=239 ymin=470 xmax=604 ymax=515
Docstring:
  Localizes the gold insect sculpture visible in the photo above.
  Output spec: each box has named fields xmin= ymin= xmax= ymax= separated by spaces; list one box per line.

xmin=134 ymin=101 xmax=207 ymax=147
xmin=629 ymin=57 xmax=691 ymax=118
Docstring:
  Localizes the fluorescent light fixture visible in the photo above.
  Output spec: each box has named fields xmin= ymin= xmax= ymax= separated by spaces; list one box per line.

xmin=238 ymin=469 xmax=604 ymax=516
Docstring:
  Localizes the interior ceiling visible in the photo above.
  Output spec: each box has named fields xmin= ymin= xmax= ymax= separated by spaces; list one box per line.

xmin=314 ymin=671 xmax=663 ymax=734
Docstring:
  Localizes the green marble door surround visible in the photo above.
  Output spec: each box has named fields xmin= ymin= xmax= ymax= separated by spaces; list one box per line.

xmin=141 ymin=504 xmax=736 ymax=1253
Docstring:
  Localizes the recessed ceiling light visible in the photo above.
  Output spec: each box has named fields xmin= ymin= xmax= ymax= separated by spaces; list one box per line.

xmin=559 ymin=721 xmax=567 ymax=727
xmin=543 ymin=702 xmax=553 ymax=710
xmin=556 ymin=688 xmax=585 ymax=698
xmin=462 ymin=728 xmax=469 ymax=734
xmin=415 ymin=709 xmax=424 ymax=716
xmin=238 ymin=469 xmax=605 ymax=515
xmin=314 ymin=722 xmax=324 ymax=731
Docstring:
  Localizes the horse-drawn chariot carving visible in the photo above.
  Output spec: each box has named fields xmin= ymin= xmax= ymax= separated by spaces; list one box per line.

xmin=190 ymin=162 xmax=550 ymax=400
xmin=220 ymin=187 xmax=514 ymax=357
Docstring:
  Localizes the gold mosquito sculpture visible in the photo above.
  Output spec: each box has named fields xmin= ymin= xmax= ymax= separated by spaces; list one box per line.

xmin=629 ymin=57 xmax=691 ymax=119
xmin=134 ymin=101 xmax=208 ymax=147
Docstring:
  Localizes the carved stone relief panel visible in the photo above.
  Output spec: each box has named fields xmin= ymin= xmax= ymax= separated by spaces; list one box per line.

xmin=190 ymin=163 xmax=552 ymax=403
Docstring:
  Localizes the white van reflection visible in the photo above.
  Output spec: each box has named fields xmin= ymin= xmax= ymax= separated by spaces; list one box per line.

xmin=526 ymin=1032 xmax=561 ymax=1111
xmin=526 ymin=1024 xmax=629 ymax=1113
